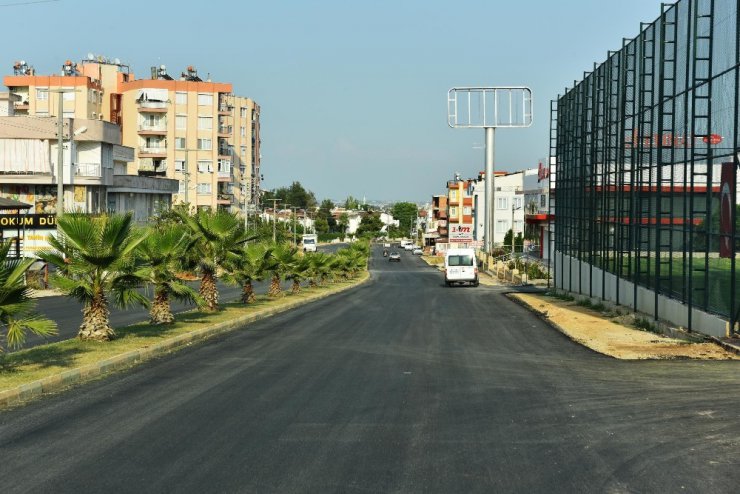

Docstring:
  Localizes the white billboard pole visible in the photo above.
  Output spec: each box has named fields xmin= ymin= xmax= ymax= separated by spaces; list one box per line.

xmin=448 ymin=87 xmax=532 ymax=254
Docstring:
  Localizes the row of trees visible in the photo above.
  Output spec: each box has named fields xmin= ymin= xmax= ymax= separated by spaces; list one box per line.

xmin=0 ymin=208 xmax=370 ymax=352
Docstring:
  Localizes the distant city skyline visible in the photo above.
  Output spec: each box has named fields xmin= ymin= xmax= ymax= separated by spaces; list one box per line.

xmin=0 ymin=0 xmax=667 ymax=202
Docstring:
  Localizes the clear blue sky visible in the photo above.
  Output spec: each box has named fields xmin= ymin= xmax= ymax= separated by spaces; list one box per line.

xmin=1 ymin=0 xmax=668 ymax=203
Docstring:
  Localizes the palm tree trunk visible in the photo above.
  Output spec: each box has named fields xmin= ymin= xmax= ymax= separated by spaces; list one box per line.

xmin=292 ymin=279 xmax=301 ymax=294
xmin=241 ymin=281 xmax=256 ymax=304
xmin=268 ymin=273 xmax=282 ymax=298
xmin=78 ymin=290 xmax=114 ymax=341
xmin=150 ymin=288 xmax=175 ymax=324
xmin=200 ymin=270 xmax=219 ymax=311
xmin=308 ymin=278 xmax=318 ymax=288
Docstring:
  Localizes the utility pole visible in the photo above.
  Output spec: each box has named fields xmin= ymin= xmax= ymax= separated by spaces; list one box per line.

xmin=290 ymin=206 xmax=299 ymax=246
xmin=56 ymin=93 xmax=64 ymax=217
xmin=271 ymin=198 xmax=280 ymax=243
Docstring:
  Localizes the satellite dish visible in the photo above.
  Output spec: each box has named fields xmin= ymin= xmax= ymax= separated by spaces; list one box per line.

xmin=87 ymin=53 xmax=94 ymax=61
xmin=160 ymin=64 xmax=166 ymax=70
xmin=20 ymin=60 xmax=26 ymax=65
xmin=114 ymin=58 xmax=121 ymax=65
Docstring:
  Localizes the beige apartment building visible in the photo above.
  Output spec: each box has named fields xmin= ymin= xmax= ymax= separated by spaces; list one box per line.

xmin=4 ymin=57 xmax=262 ymax=213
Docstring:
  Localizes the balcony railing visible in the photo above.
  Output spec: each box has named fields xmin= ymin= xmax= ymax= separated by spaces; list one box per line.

xmin=218 ymin=104 xmax=233 ymax=113
xmin=138 ymin=100 xmax=168 ymax=110
xmin=218 ymin=147 xmax=232 ymax=156
xmin=139 ymin=146 xmax=167 ymax=155
xmin=74 ymin=162 xmax=102 ymax=177
xmin=217 ymin=193 xmax=233 ymax=202
xmin=138 ymin=123 xmax=167 ymax=132
xmin=139 ymin=160 xmax=167 ymax=172
xmin=218 ymin=125 xmax=232 ymax=134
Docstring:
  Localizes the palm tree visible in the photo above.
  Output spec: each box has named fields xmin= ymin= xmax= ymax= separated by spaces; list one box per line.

xmin=286 ymin=255 xmax=311 ymax=294
xmin=178 ymin=209 xmax=252 ymax=312
xmin=266 ymin=243 xmax=298 ymax=298
xmin=136 ymin=224 xmax=201 ymax=324
xmin=37 ymin=212 xmax=148 ymax=341
xmin=306 ymin=252 xmax=332 ymax=287
xmin=223 ymin=242 xmax=272 ymax=304
xmin=0 ymin=241 xmax=57 ymax=352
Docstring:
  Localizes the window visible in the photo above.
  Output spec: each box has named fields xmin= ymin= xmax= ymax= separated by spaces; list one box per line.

xmin=62 ymin=89 xmax=75 ymax=101
xmin=448 ymin=255 xmax=474 ymax=267
xmin=450 ymin=190 xmax=458 ymax=200
xmin=88 ymin=90 xmax=96 ymax=103
xmin=36 ymin=88 xmax=49 ymax=100
xmin=176 ymin=115 xmax=187 ymax=129
xmin=240 ymin=107 xmax=248 ymax=118
xmin=179 ymin=180 xmax=186 ymax=193
xmin=513 ymin=197 xmax=523 ymax=209
xmin=449 ymin=206 xmax=458 ymax=217
xmin=240 ymin=126 xmax=246 ymax=137
xmin=241 ymin=146 xmax=247 ymax=157
xmin=197 ymin=138 xmax=212 ymax=150
xmin=513 ymin=220 xmax=524 ymax=233
xmin=197 ymin=160 xmax=213 ymax=173
xmin=175 ymin=137 xmax=186 ymax=150
xmin=175 ymin=160 xmax=185 ymax=172
xmin=197 ymin=183 xmax=212 ymax=194
xmin=496 ymin=220 xmax=508 ymax=233
xmin=218 ymin=159 xmax=231 ymax=174
xmin=497 ymin=197 xmax=508 ymax=210
xmin=540 ymin=194 xmax=547 ymax=208
xmin=175 ymin=92 xmax=187 ymax=105
xmin=197 ymin=93 xmax=213 ymax=106
xmin=198 ymin=116 xmax=212 ymax=130
xmin=463 ymin=206 xmax=472 ymax=215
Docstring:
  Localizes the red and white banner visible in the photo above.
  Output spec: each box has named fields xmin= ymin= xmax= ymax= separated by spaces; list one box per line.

xmin=719 ymin=162 xmax=736 ymax=259
xmin=449 ymin=224 xmax=473 ymax=243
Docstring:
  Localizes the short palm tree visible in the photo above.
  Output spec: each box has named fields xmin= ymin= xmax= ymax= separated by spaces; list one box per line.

xmin=0 ymin=241 xmax=57 ymax=352
xmin=136 ymin=224 xmax=201 ymax=324
xmin=37 ymin=212 xmax=148 ymax=341
xmin=178 ymin=209 xmax=252 ymax=312
xmin=222 ymin=242 xmax=272 ymax=304
xmin=306 ymin=252 xmax=332 ymax=287
xmin=286 ymin=255 xmax=311 ymax=294
xmin=266 ymin=243 xmax=298 ymax=298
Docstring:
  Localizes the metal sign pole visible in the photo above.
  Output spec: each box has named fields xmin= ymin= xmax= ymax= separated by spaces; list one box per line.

xmin=485 ymin=127 xmax=495 ymax=253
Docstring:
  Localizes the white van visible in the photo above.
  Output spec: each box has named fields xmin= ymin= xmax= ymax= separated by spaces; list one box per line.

xmin=444 ymin=248 xmax=479 ymax=287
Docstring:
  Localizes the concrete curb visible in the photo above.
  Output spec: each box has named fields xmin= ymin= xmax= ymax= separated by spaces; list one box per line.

xmin=0 ymin=276 xmax=370 ymax=409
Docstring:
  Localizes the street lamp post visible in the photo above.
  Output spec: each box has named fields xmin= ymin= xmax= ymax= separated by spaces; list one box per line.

xmin=270 ymin=198 xmax=280 ymax=243
xmin=511 ymin=203 xmax=522 ymax=255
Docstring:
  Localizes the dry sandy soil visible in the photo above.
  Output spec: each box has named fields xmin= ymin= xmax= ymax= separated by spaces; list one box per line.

xmin=511 ymin=292 xmax=740 ymax=360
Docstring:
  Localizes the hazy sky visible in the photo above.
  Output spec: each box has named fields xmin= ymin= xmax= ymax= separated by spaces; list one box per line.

xmin=1 ymin=0 xmax=668 ymax=203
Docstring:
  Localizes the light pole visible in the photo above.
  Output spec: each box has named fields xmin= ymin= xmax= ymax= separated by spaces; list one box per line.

xmin=511 ymin=203 xmax=522 ymax=255
xmin=50 ymin=88 xmax=81 ymax=216
xmin=270 ymin=198 xmax=280 ymax=243
xmin=290 ymin=206 xmax=299 ymax=246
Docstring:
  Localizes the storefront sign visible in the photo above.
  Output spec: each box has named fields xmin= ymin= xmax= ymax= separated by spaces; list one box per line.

xmin=449 ymin=223 xmax=473 ymax=242
xmin=0 ymin=214 xmax=57 ymax=229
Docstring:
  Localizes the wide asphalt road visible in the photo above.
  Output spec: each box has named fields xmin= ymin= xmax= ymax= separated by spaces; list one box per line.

xmin=2 ymin=246 xmax=740 ymax=492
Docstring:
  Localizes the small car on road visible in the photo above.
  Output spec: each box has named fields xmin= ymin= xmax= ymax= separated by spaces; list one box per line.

xmin=412 ymin=247 xmax=423 ymax=255
xmin=388 ymin=251 xmax=401 ymax=262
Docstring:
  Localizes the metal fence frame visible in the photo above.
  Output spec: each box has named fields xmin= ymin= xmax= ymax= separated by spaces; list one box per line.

xmin=551 ymin=0 xmax=739 ymax=333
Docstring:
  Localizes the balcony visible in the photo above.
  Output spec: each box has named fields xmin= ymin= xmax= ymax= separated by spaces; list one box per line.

xmin=217 ymin=147 xmax=232 ymax=158
xmin=218 ymin=125 xmax=232 ymax=136
xmin=217 ymin=193 xmax=233 ymax=204
xmin=218 ymin=103 xmax=233 ymax=114
xmin=74 ymin=162 xmax=102 ymax=177
xmin=138 ymin=100 xmax=168 ymax=112
xmin=139 ymin=146 xmax=167 ymax=157
xmin=13 ymin=102 xmax=29 ymax=111
xmin=138 ymin=123 xmax=168 ymax=135
xmin=138 ymin=158 xmax=167 ymax=175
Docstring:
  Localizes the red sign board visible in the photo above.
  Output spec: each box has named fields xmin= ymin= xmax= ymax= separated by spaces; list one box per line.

xmin=449 ymin=224 xmax=474 ymax=242
xmin=538 ymin=161 xmax=550 ymax=182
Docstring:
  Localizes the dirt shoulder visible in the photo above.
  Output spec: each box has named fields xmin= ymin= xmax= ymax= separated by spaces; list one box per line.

xmin=510 ymin=292 xmax=740 ymax=360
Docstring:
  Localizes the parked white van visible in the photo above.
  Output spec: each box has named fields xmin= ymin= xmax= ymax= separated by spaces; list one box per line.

xmin=444 ymin=248 xmax=479 ymax=287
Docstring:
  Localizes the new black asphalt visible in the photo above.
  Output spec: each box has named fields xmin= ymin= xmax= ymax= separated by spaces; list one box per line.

xmin=2 ymin=247 xmax=740 ymax=492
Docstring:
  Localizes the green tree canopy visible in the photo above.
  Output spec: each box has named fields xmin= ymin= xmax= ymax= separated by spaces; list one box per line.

xmin=357 ymin=212 xmax=383 ymax=236
xmin=391 ymin=202 xmax=419 ymax=236
xmin=344 ymin=196 xmax=361 ymax=210
xmin=263 ymin=181 xmax=317 ymax=209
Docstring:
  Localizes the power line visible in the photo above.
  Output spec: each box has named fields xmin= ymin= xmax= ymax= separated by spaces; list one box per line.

xmin=0 ymin=0 xmax=59 ymax=7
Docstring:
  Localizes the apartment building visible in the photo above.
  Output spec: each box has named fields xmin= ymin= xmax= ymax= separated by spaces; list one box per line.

xmin=0 ymin=115 xmax=177 ymax=256
xmin=4 ymin=56 xmax=262 ymax=214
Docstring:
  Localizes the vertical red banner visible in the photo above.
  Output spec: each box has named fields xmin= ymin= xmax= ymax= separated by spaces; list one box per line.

xmin=719 ymin=162 xmax=737 ymax=259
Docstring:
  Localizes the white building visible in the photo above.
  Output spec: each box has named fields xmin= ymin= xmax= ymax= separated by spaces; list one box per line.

xmin=523 ymin=162 xmax=552 ymax=260
xmin=0 ymin=115 xmax=177 ymax=256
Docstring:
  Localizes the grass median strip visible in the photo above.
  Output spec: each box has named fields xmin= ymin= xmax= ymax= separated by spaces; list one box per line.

xmin=0 ymin=274 xmax=368 ymax=404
